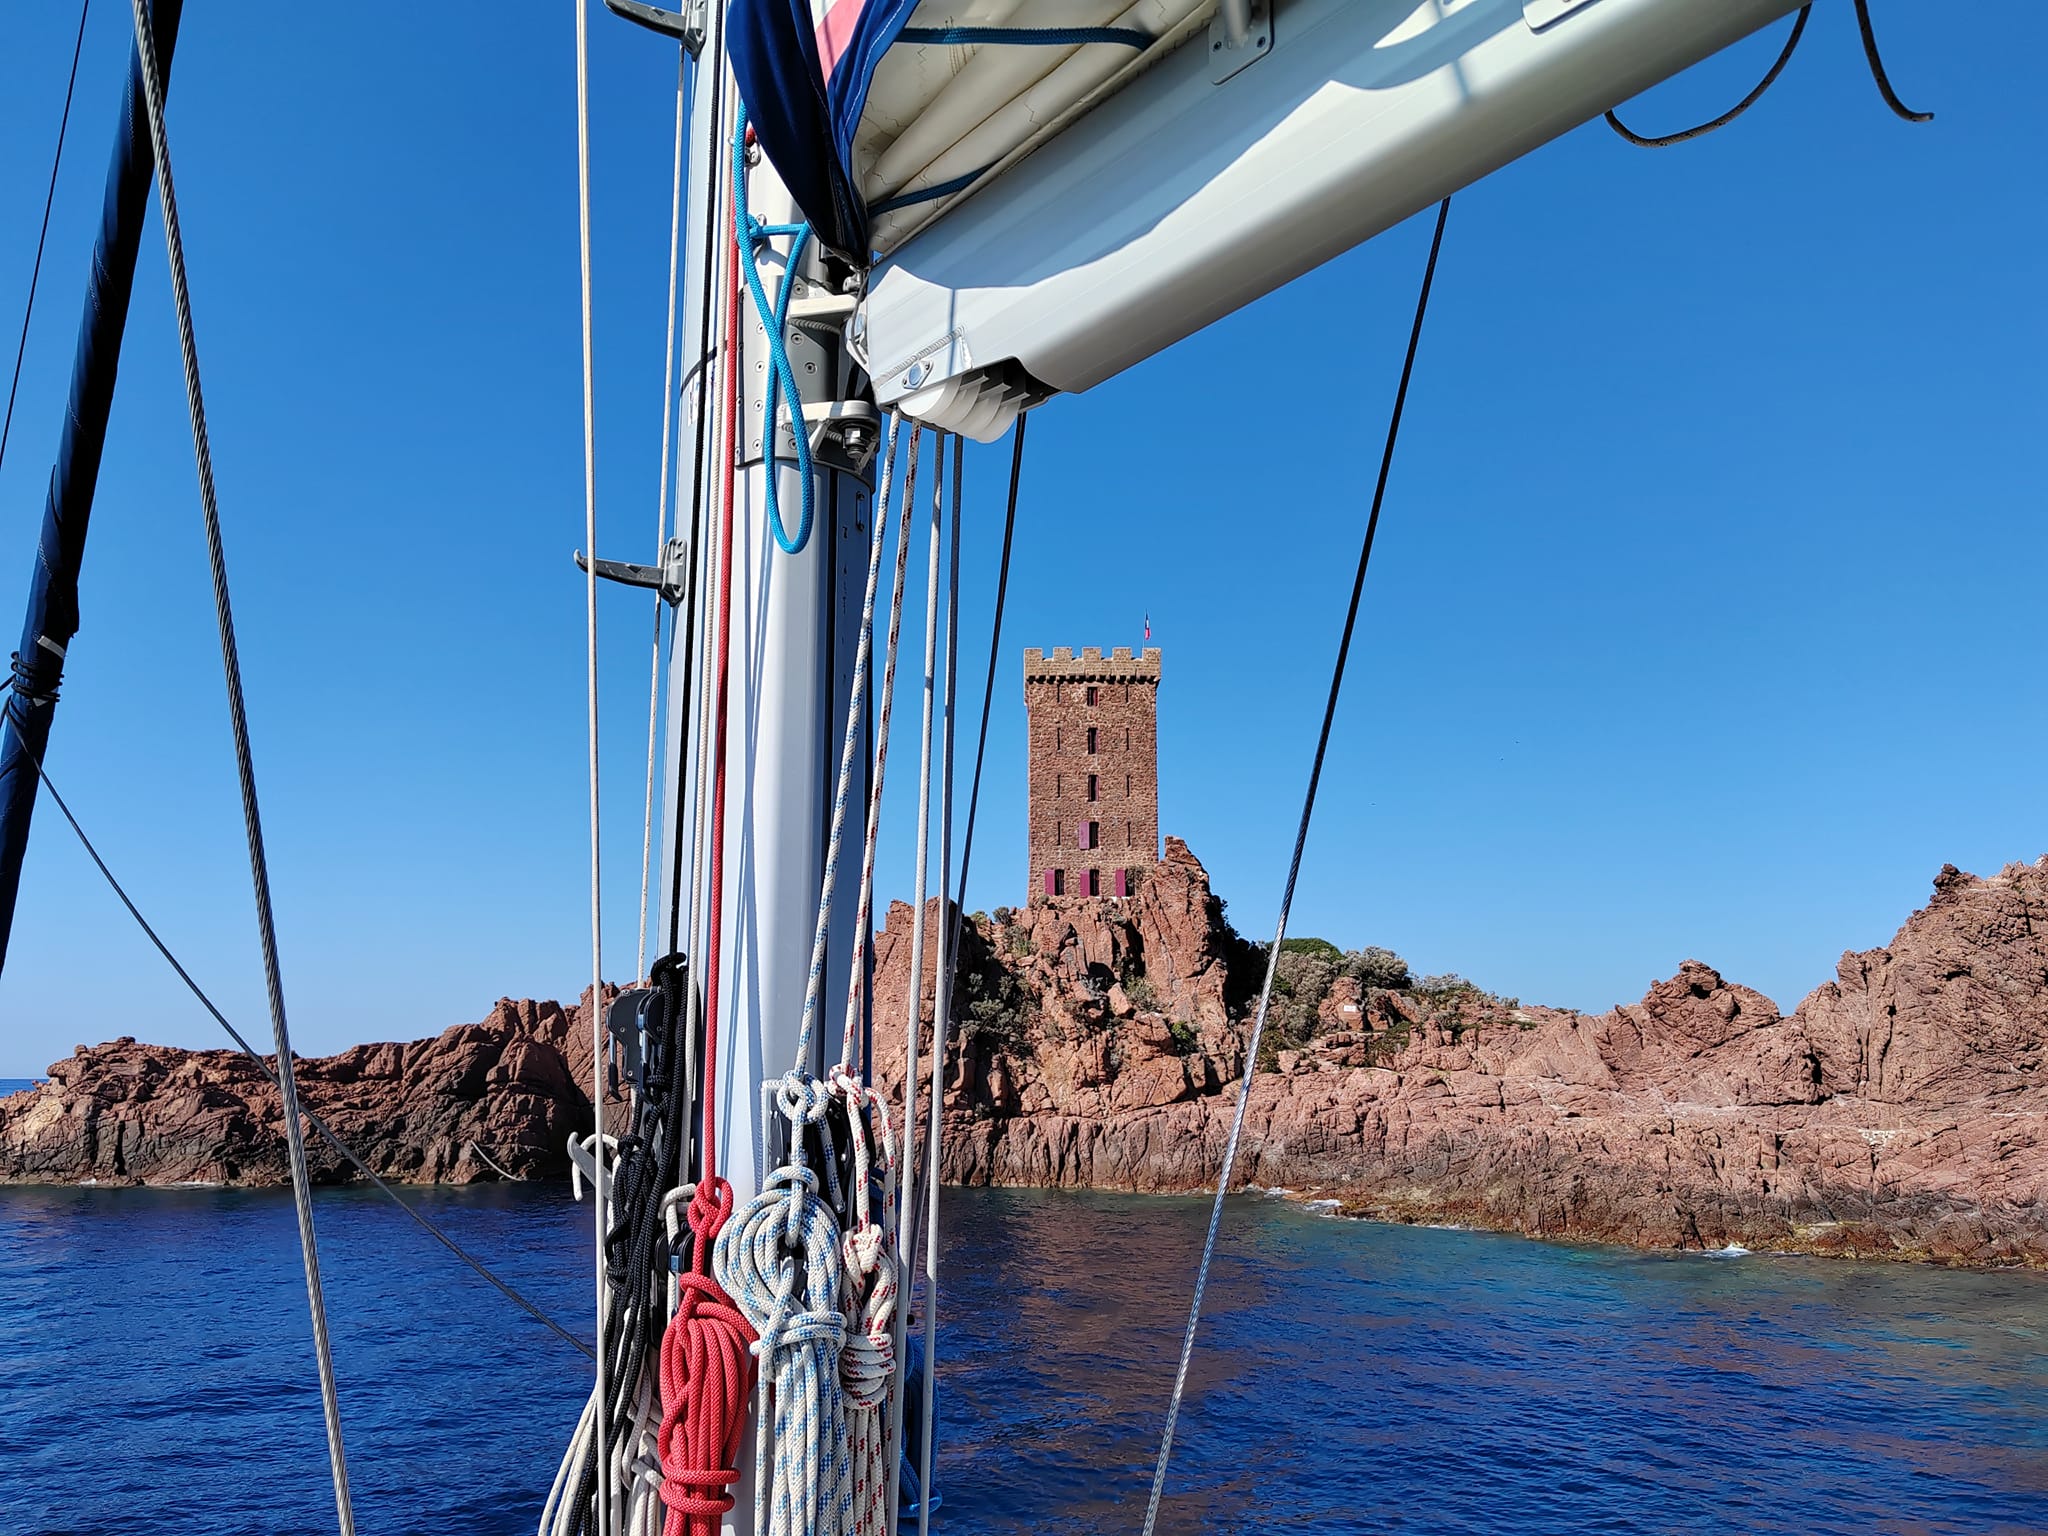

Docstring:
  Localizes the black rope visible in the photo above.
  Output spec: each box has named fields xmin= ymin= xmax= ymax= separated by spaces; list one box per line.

xmin=1606 ymin=5 xmax=1809 ymax=147
xmin=1141 ymin=197 xmax=1452 ymax=1535
xmin=569 ymin=954 xmax=692 ymax=1536
xmin=0 ymin=0 xmax=92 ymax=478
xmin=938 ymin=417 xmax=1025 ymax=1032
xmin=1852 ymin=0 xmax=1932 ymax=122
xmin=1608 ymin=0 xmax=1931 ymax=148
xmin=8 ymin=724 xmax=594 ymax=1359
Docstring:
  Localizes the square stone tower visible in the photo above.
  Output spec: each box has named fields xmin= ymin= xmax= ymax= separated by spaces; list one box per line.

xmin=1024 ymin=645 xmax=1161 ymax=901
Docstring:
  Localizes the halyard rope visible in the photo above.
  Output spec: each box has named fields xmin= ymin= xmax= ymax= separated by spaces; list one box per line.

xmin=127 ymin=1 xmax=354 ymax=1528
xmin=716 ymin=421 xmax=918 ymax=1536
xmin=572 ymin=3 xmax=613 ymax=1529
xmin=639 ymin=45 xmax=690 ymax=981
xmin=912 ymin=433 xmax=965 ymax=1536
xmin=651 ymin=112 xmax=756 ymax=1536
xmin=1138 ymin=197 xmax=1454 ymax=1536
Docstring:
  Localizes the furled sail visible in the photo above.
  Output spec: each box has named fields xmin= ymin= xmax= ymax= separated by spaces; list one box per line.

xmin=730 ymin=0 xmax=1215 ymax=259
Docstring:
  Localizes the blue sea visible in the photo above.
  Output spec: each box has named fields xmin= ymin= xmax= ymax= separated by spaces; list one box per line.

xmin=2 ymin=1095 xmax=2045 ymax=1534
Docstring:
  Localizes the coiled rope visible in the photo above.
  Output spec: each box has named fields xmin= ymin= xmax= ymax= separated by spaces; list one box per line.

xmin=650 ymin=109 xmax=759 ymax=1536
xmin=716 ymin=421 xmax=919 ymax=1536
xmin=1139 ymin=197 xmax=1454 ymax=1536
xmin=127 ymin=1 xmax=354 ymax=1528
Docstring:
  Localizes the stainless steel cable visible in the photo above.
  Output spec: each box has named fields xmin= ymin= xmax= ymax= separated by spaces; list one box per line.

xmin=16 ymin=741 xmax=594 ymax=1360
xmin=126 ymin=0 xmax=354 ymax=1527
xmin=1139 ymin=196 xmax=1452 ymax=1536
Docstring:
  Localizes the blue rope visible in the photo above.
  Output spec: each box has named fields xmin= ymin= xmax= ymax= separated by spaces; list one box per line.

xmin=868 ymin=166 xmax=988 ymax=219
xmin=733 ymin=107 xmax=816 ymax=555
xmin=895 ymin=25 xmax=1153 ymax=47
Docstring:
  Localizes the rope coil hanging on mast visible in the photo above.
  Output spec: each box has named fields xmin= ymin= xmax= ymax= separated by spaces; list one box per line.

xmin=714 ymin=420 xmax=920 ymax=1536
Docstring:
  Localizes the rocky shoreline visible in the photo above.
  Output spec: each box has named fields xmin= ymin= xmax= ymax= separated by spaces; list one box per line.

xmin=4 ymin=840 xmax=2043 ymax=1268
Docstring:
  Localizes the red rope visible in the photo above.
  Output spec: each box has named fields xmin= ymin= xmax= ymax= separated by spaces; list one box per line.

xmin=657 ymin=145 xmax=754 ymax=1536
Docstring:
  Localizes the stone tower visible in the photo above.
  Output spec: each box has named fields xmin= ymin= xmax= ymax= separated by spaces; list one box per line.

xmin=1024 ymin=646 xmax=1161 ymax=901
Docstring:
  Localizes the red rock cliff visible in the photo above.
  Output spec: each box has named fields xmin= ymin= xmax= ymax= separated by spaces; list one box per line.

xmin=872 ymin=844 xmax=2048 ymax=1266
xmin=0 ymin=989 xmax=620 ymax=1187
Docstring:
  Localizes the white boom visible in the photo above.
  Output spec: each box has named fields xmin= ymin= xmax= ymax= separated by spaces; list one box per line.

xmin=858 ymin=0 xmax=1808 ymax=440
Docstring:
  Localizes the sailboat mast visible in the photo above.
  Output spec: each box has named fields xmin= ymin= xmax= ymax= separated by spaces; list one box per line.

xmin=653 ymin=37 xmax=874 ymax=1536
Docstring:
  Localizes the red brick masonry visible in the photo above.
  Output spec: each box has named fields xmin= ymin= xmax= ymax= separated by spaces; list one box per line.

xmin=1024 ymin=646 xmax=1160 ymax=902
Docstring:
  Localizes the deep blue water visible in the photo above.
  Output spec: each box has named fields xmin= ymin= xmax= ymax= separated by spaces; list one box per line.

xmin=2 ymin=1119 xmax=2045 ymax=1534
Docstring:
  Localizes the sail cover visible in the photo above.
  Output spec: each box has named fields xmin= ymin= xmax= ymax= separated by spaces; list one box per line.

xmin=728 ymin=0 xmax=921 ymax=258
xmin=729 ymin=0 xmax=1216 ymax=261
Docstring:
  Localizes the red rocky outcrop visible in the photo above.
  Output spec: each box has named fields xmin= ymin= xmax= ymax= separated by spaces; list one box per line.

xmin=0 ymin=989 xmax=621 ymax=1186
xmin=873 ymin=847 xmax=2048 ymax=1267
xmin=7 ymin=845 xmax=2045 ymax=1269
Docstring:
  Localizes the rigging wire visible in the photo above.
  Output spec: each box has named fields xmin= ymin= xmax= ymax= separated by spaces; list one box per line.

xmin=14 ymin=743 xmax=594 ymax=1359
xmin=125 ymin=0 xmax=355 ymax=1528
xmin=0 ymin=0 xmax=91 ymax=479
xmin=639 ymin=46 xmax=691 ymax=983
xmin=1138 ymin=196 xmax=1454 ymax=1536
xmin=571 ymin=3 xmax=614 ymax=1531
xmin=1605 ymin=4 xmax=1810 ymax=147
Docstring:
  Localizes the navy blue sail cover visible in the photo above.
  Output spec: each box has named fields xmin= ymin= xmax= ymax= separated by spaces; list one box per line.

xmin=728 ymin=0 xmax=922 ymax=258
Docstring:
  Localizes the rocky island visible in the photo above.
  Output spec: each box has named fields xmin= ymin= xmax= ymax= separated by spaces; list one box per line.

xmin=5 ymin=840 xmax=2043 ymax=1267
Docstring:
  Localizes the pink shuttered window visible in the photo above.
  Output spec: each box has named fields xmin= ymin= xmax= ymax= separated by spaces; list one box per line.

xmin=1045 ymin=868 xmax=1063 ymax=897
xmin=1085 ymin=868 xmax=1100 ymax=897
xmin=1077 ymin=820 xmax=1097 ymax=850
xmin=1114 ymin=869 xmax=1130 ymax=898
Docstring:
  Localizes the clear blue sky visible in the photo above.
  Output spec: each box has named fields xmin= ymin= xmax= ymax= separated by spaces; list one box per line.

xmin=0 ymin=4 xmax=2039 ymax=1076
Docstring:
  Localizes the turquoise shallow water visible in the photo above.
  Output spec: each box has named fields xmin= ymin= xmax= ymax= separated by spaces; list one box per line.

xmin=1 ymin=1120 xmax=2045 ymax=1534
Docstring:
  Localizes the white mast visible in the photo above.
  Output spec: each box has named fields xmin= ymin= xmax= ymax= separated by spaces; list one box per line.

xmin=652 ymin=41 xmax=875 ymax=1536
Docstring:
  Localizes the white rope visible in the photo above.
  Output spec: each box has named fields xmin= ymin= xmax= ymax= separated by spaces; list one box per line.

xmin=638 ymin=46 xmax=689 ymax=983
xmin=715 ymin=417 xmax=915 ymax=1536
xmin=914 ymin=434 xmax=965 ymax=1536
xmin=571 ymin=4 xmax=612 ymax=1533
xmin=126 ymin=4 xmax=354 ymax=1531
xmin=891 ymin=427 xmax=944 ymax=1284
xmin=828 ymin=1067 xmax=899 ymax=1536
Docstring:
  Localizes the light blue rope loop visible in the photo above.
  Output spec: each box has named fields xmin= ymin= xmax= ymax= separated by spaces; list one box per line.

xmin=733 ymin=106 xmax=816 ymax=555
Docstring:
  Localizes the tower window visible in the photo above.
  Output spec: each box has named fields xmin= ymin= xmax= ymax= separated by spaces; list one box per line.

xmin=1085 ymin=686 xmax=1097 ymax=706
xmin=1114 ymin=869 xmax=1130 ymax=898
xmin=1085 ymin=868 xmax=1100 ymax=897
xmin=1087 ymin=774 xmax=1098 ymax=802
xmin=1086 ymin=726 xmax=1097 ymax=754
xmin=1046 ymin=868 xmax=1064 ymax=897
xmin=1078 ymin=820 xmax=1097 ymax=850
